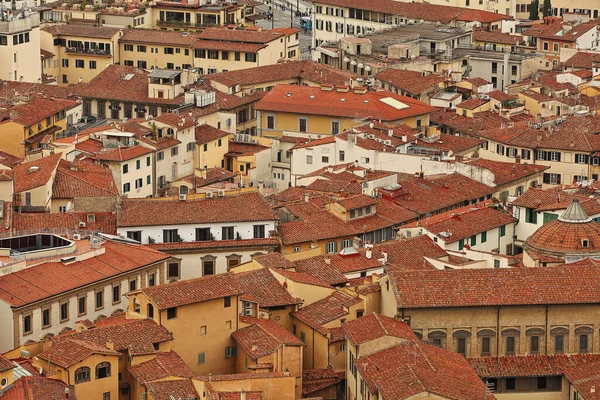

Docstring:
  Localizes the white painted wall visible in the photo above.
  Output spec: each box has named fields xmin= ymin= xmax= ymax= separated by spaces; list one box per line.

xmin=175 ymin=249 xmax=270 ymax=280
xmin=117 ymin=220 xmax=277 ymax=244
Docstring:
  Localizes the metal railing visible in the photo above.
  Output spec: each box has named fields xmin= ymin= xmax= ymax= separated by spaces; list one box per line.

xmin=65 ymin=47 xmax=111 ymax=56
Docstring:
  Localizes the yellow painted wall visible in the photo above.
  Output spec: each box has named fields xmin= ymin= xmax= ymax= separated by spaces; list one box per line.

xmin=120 ymin=41 xmax=193 ymax=70
xmin=197 ymin=136 xmax=229 ymax=169
xmin=269 ymin=269 xmax=335 ymax=306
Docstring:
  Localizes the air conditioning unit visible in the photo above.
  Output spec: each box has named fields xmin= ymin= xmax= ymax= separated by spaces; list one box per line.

xmin=79 ymin=221 xmax=86 ymax=228
xmin=206 ymin=192 xmax=213 ymax=198
xmin=179 ymin=194 xmax=187 ymax=201
xmin=217 ymin=190 xmax=225 ymax=197
xmin=72 ymin=233 xmax=82 ymax=241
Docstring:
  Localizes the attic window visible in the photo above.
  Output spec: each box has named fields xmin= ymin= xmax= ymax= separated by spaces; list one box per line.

xmin=286 ymin=92 xmax=292 ymax=97
xmin=87 ymin=214 xmax=96 ymax=223
xmin=582 ymin=239 xmax=589 ymax=248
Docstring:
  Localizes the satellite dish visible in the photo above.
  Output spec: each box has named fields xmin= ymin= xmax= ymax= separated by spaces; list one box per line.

xmin=66 ymin=201 xmax=73 ymax=211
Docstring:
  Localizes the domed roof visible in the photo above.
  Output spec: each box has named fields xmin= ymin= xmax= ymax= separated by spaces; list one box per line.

xmin=525 ymin=199 xmax=600 ymax=259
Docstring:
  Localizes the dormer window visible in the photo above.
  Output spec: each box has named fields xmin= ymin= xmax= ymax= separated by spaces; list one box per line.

xmin=582 ymin=239 xmax=589 ymax=248
xmin=365 ymin=205 xmax=372 ymax=215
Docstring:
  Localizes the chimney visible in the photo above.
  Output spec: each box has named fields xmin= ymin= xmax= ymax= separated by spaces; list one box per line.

xmin=106 ymin=341 xmax=114 ymax=350
xmin=515 ymin=155 xmax=521 ymax=164
xmin=324 ymin=257 xmax=331 ymax=264
xmin=388 ymin=129 xmax=394 ymax=137
xmin=381 ymin=251 xmax=388 ymax=264
xmin=202 ymin=166 xmax=207 ymax=179
xmin=365 ymin=242 xmax=373 ymax=259
xmin=304 ymin=193 xmax=310 ymax=202
xmin=9 ymin=110 xmax=18 ymax=120
xmin=240 ymin=391 xmax=246 ymax=400
xmin=401 ymin=135 xmax=407 ymax=143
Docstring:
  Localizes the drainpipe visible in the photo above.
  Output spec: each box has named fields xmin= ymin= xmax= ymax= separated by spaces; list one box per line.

xmin=496 ymin=307 xmax=500 ymax=356
xmin=312 ymin=330 xmax=315 ymax=369
xmin=545 ymin=305 xmax=549 ymax=355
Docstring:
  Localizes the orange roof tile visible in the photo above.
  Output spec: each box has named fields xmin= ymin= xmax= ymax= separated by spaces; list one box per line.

xmin=375 ymin=69 xmax=445 ymax=96
xmin=13 ymin=153 xmax=61 ymax=193
xmin=128 ymin=351 xmax=194 ymax=383
xmin=38 ymin=338 xmax=120 ymax=368
xmin=195 ymin=124 xmax=230 ymax=144
xmin=343 ymin=313 xmax=416 ymax=345
xmin=233 ymin=316 xmax=304 ymax=359
xmin=468 ymin=353 xmax=600 ymax=378
xmin=233 ymin=268 xmax=300 ymax=308
xmin=1 ymin=375 xmax=76 ymax=400
xmin=91 ymin=145 xmax=153 ymax=162
xmin=256 ymin=85 xmax=435 ymax=121
xmin=292 ymin=291 xmax=361 ymax=334
xmin=147 ymin=238 xmax=279 ymax=251
xmin=12 ymin=212 xmax=117 ymax=234
xmin=141 ymin=273 xmax=242 ymax=309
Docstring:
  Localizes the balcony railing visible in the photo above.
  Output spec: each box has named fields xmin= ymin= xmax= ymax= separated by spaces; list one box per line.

xmin=65 ymin=47 xmax=111 ymax=56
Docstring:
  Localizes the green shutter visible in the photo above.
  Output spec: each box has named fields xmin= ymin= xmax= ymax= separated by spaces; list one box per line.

xmin=543 ymin=212 xmax=558 ymax=224
xmin=471 ymin=235 xmax=477 ymax=246
xmin=197 ymin=353 xmax=205 ymax=364
xmin=500 ymin=225 xmax=506 ymax=237
xmin=232 ymin=347 xmax=237 ymax=357
xmin=458 ymin=239 xmax=464 ymax=250
xmin=481 ymin=231 xmax=487 ymax=243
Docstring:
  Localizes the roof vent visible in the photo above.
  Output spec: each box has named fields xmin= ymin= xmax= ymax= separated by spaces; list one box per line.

xmin=61 ymin=256 xmax=76 ymax=264
xmin=27 ymin=166 xmax=40 ymax=174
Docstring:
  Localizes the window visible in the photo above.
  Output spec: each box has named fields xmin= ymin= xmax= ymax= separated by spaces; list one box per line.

xmin=126 ymin=231 xmax=142 ymax=242
xmin=494 ymin=259 xmax=501 ymax=268
xmin=75 ymin=59 xmax=84 ymax=69
xmin=506 ymin=378 xmax=516 ymax=390
xmin=225 ymin=347 xmax=237 ymax=358
xmin=506 ymin=336 xmax=516 ymax=355
xmin=293 ymin=246 xmax=301 ymax=252
xmin=457 ymin=337 xmax=466 ymax=356
xmin=530 ymin=335 xmax=540 ymax=354
xmin=89 ymin=60 xmax=97 ymax=69
xmin=202 ymin=258 xmax=214 ymax=276
xmin=575 ymin=154 xmax=589 ymax=164
xmin=525 ymin=208 xmax=538 ymax=224
xmin=222 ymin=226 xmax=234 ymax=240
xmin=124 ymin=44 xmax=134 ymax=51
xmin=458 ymin=239 xmax=464 ymax=251
xmin=543 ymin=173 xmax=561 ymax=185
xmin=157 ymin=151 xmax=164 ymax=161
xmin=167 ymin=307 xmax=177 ymax=319
xmin=148 ymin=304 xmax=154 ymax=319
xmin=60 ymin=302 xmax=69 ymax=322
xmin=470 ymin=235 xmax=477 ymax=246
xmin=197 ymin=353 xmax=206 ymax=364
xmin=135 ymin=178 xmax=143 ymax=189
xmin=123 ymin=164 xmax=129 ymax=174
xmin=112 ymin=285 xmax=120 ymax=304
xmin=553 ymin=43 xmax=559 ymax=52
xmin=137 ymin=45 xmax=146 ymax=52
xmin=481 ymin=231 xmax=487 ymax=243
xmin=339 ymin=150 xmax=345 ymax=162
xmin=579 ymin=334 xmax=589 ymax=353
xmin=196 ymin=228 xmax=211 ymax=241
xmin=35 ymin=305 xmax=51 ymax=329
xmin=266 ymin=115 xmax=275 ymax=129
xmin=168 ymin=262 xmax=180 ymax=279
xmin=224 ymin=296 xmax=231 ymax=307
xmin=235 ymin=52 xmax=240 ymax=61
xmin=300 ymin=331 xmax=306 ymax=342
xmin=306 ymin=155 xmax=313 ymax=164
xmin=95 ymin=290 xmax=104 ymax=309
xmin=129 ymin=279 xmax=137 ymax=291
xmin=200 ymin=325 xmax=207 ymax=335
xmin=75 ymin=367 xmax=91 ymax=384
xmin=227 ymin=255 xmax=241 ymax=269
xmin=163 ymin=229 xmax=179 ymax=243
xmin=555 ymin=334 xmax=564 ymax=353
xmin=96 ymin=362 xmax=111 ymax=379
xmin=326 ymin=241 xmax=337 ymax=254
xmin=245 ymin=53 xmax=257 ymax=62
xmin=299 ymin=117 xmax=308 ymax=132
xmin=481 ymin=337 xmax=491 ymax=356
xmin=78 ymin=295 xmax=86 ymax=316
xmin=171 ymin=146 xmax=178 ymax=156
xmin=253 ymin=225 xmax=265 ymax=238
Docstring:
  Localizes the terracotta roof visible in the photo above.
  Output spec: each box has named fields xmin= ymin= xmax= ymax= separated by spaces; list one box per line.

xmin=145 ymin=378 xmax=199 ymax=400
xmin=13 ymin=153 xmax=61 ymax=193
xmin=117 ymin=192 xmax=276 ymax=227
xmin=313 ymin=0 xmax=506 ymax=24
xmin=198 ymin=27 xmax=283 ymax=43
xmin=253 ymin=253 xmax=294 ymax=269
xmin=456 ymin=97 xmax=489 ymax=110
xmin=473 ymin=29 xmax=521 ymax=45
xmin=0 ymin=150 xmax=21 ymax=168
xmin=357 ymin=341 xmax=490 ymax=399
xmin=0 ymin=375 xmax=76 ymax=400
xmin=511 ymin=188 xmax=600 ymax=215
xmin=128 ymin=351 xmax=194 ymax=384
xmin=563 ymin=51 xmax=600 ymax=69
xmin=302 ymin=368 xmax=341 ymax=396
xmin=52 ymin=159 xmax=118 ymax=198
xmin=564 ymin=361 xmax=600 ymax=399
xmin=0 ymin=241 xmax=169 ymax=307
xmin=389 ymin=173 xmax=494 ymax=216
xmin=388 ymin=265 xmax=600 ymax=309
xmin=233 ymin=268 xmax=300 ymax=308
xmin=233 ymin=316 xmax=304 ymax=359
xmin=372 ymin=235 xmax=448 ymax=272
xmin=0 ymin=353 xmax=14 ymax=372
xmin=119 ymin=29 xmax=200 ymax=46
xmin=91 ymin=145 xmax=153 ymax=162
xmin=525 ymin=215 xmax=600 ymax=256
xmin=461 ymin=158 xmax=548 ymax=186
xmin=77 ymin=65 xmax=184 ymax=105
xmin=292 ymin=291 xmax=361 ymax=334
xmin=215 ymin=392 xmax=264 ymax=400
xmin=270 ymin=268 xmax=333 ymax=289
xmin=12 ymin=212 xmax=117 ymax=234
xmin=343 ymin=313 xmax=417 ymax=345
xmin=196 ymin=371 xmax=287 ymax=382
xmin=488 ymin=90 xmax=517 ymax=103
xmin=226 ymin=141 xmax=269 ymax=156
xmin=195 ymin=124 xmax=230 ymax=144
xmin=412 ymin=134 xmax=484 ymax=154
xmin=468 ymin=354 xmax=600 ymax=378
xmin=209 ymin=61 xmax=352 ymax=88
xmin=42 ymin=24 xmax=121 ymax=39
xmin=292 ymin=257 xmax=349 ymax=286
xmin=141 ymin=273 xmax=242 ymax=309
xmin=405 ymin=205 xmax=517 ymax=243
xmin=290 ymin=136 xmax=335 ymax=150
xmin=185 ymin=167 xmax=237 ymax=187
xmin=146 ymin=238 xmax=279 ymax=251
xmin=152 ymin=112 xmax=196 ymax=129
xmin=375 ymin=69 xmax=445 ymax=96
xmin=3 ymin=96 xmax=78 ymax=127
xmin=256 ymin=85 xmax=436 ymax=121
xmin=38 ymin=338 xmax=120 ymax=368
xmin=337 ymin=194 xmax=377 ymax=210
xmin=524 ymin=20 xmax=598 ymax=42
xmin=462 ymin=77 xmax=490 ymax=87
xmin=51 ymin=315 xmax=172 ymax=356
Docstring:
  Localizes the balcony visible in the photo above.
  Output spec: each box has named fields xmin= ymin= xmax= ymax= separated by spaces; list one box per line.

xmin=65 ymin=47 xmax=111 ymax=56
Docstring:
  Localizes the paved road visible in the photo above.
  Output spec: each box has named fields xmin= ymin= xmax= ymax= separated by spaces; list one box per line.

xmin=254 ymin=0 xmax=313 ymax=58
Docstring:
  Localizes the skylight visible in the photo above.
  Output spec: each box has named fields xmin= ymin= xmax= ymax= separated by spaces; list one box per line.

xmin=379 ymin=97 xmax=410 ymax=110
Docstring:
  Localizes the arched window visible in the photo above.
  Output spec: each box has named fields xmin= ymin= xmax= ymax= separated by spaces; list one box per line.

xmin=95 ymin=362 xmax=111 ymax=379
xmin=148 ymin=303 xmax=154 ymax=319
xmin=74 ymin=367 xmax=91 ymax=384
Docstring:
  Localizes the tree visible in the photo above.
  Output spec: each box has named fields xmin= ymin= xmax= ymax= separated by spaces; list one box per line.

xmin=529 ymin=0 xmax=539 ymax=20
xmin=542 ymin=0 xmax=552 ymax=17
